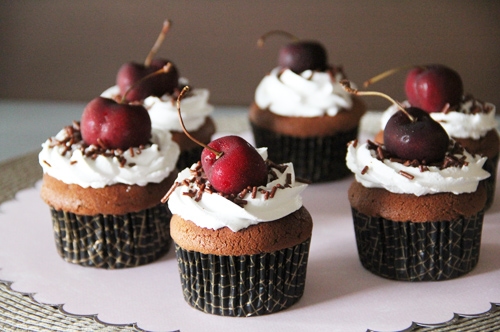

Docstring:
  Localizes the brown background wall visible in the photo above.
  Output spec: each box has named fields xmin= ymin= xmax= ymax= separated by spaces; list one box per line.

xmin=1 ymin=1 xmax=499 ymax=111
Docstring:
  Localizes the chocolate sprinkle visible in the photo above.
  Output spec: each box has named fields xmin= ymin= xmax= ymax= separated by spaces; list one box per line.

xmin=162 ymin=159 xmax=300 ymax=205
xmin=365 ymin=139 xmax=470 ymax=170
xmin=45 ymin=121 xmax=151 ymax=168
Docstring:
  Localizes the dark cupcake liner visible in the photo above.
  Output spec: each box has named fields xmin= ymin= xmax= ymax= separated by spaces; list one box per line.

xmin=483 ymin=153 xmax=498 ymax=210
xmin=49 ymin=204 xmax=172 ymax=269
xmin=351 ymin=208 xmax=484 ymax=281
xmin=174 ymin=238 xmax=311 ymax=316
xmin=250 ymin=123 xmax=357 ymax=182
xmin=176 ymin=145 xmax=205 ymax=171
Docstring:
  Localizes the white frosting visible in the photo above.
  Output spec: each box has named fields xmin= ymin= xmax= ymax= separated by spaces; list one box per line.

xmin=101 ymin=80 xmax=214 ymax=132
xmin=346 ymin=141 xmax=490 ymax=196
xmin=39 ymin=127 xmax=180 ymax=189
xmin=167 ymin=148 xmax=308 ymax=232
xmin=430 ymin=101 xmax=497 ymax=139
xmin=255 ymin=67 xmax=353 ymax=117
xmin=381 ymin=100 xmax=498 ymax=140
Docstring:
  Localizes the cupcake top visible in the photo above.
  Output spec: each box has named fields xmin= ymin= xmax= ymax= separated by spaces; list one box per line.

xmin=167 ymin=148 xmax=308 ymax=232
xmin=255 ymin=67 xmax=353 ymax=117
xmin=381 ymin=97 xmax=498 ymax=140
xmin=39 ymin=122 xmax=180 ymax=189
xmin=101 ymin=78 xmax=214 ymax=132
xmin=346 ymin=139 xmax=490 ymax=196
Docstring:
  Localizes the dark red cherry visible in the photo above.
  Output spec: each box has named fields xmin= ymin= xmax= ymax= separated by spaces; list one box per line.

xmin=116 ymin=58 xmax=179 ymax=102
xmin=384 ymin=107 xmax=449 ymax=163
xmin=405 ymin=64 xmax=463 ymax=113
xmin=80 ymin=97 xmax=151 ymax=150
xmin=278 ymin=40 xmax=328 ymax=73
xmin=201 ymin=136 xmax=268 ymax=195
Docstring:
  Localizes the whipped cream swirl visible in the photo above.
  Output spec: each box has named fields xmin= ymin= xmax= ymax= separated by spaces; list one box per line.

xmin=39 ymin=127 xmax=180 ymax=188
xmin=255 ymin=67 xmax=353 ymax=117
xmin=381 ymin=100 xmax=498 ymax=140
xmin=101 ymin=79 xmax=214 ymax=132
xmin=167 ymin=148 xmax=308 ymax=232
xmin=346 ymin=141 xmax=490 ymax=196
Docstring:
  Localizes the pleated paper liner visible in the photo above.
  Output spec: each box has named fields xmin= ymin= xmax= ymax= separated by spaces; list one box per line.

xmin=483 ymin=153 xmax=498 ymax=210
xmin=351 ymin=208 xmax=484 ymax=281
xmin=250 ymin=123 xmax=357 ymax=183
xmin=176 ymin=145 xmax=204 ymax=171
xmin=49 ymin=204 xmax=172 ymax=269
xmin=174 ymin=238 xmax=311 ymax=316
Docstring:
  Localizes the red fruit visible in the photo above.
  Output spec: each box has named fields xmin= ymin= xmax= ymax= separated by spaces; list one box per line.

xmin=201 ymin=136 xmax=268 ymax=195
xmin=116 ymin=58 xmax=179 ymax=102
xmin=81 ymin=97 xmax=151 ymax=150
xmin=404 ymin=64 xmax=463 ymax=113
xmin=384 ymin=107 xmax=449 ymax=163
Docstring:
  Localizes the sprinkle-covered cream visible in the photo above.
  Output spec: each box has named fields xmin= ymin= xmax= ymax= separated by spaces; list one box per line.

xmin=166 ymin=148 xmax=308 ymax=232
xmin=101 ymin=79 xmax=214 ymax=132
xmin=255 ymin=67 xmax=353 ymax=117
xmin=346 ymin=140 xmax=490 ymax=196
xmin=381 ymin=98 xmax=498 ymax=140
xmin=39 ymin=123 xmax=180 ymax=188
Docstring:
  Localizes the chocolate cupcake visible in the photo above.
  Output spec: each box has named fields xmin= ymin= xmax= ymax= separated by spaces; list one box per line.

xmin=379 ymin=97 xmax=498 ymax=210
xmin=39 ymin=119 xmax=180 ymax=269
xmin=346 ymin=137 xmax=490 ymax=281
xmin=249 ymin=38 xmax=366 ymax=183
xmin=164 ymin=148 xmax=312 ymax=316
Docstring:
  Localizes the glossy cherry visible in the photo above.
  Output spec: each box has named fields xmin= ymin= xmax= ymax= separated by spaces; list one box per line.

xmin=278 ymin=40 xmax=328 ymax=73
xmin=116 ymin=59 xmax=179 ymax=102
xmin=405 ymin=64 xmax=463 ymax=113
xmin=201 ymin=135 xmax=268 ymax=195
xmin=80 ymin=97 xmax=151 ymax=150
xmin=384 ymin=107 xmax=449 ymax=163
xmin=115 ymin=20 xmax=179 ymax=102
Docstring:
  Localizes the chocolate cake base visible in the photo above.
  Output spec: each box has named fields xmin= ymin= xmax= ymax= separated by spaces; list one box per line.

xmin=174 ymin=238 xmax=311 ymax=316
xmin=50 ymin=204 xmax=172 ymax=269
xmin=351 ymin=208 xmax=484 ymax=281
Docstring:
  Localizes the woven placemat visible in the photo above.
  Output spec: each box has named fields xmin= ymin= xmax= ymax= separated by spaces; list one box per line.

xmin=0 ymin=151 xmax=499 ymax=332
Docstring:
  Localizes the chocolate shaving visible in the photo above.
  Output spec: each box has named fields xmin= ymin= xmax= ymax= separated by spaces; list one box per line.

xmin=361 ymin=166 xmax=369 ymax=175
xmin=399 ymin=170 xmax=415 ymax=180
xmin=365 ymin=139 xmax=470 ymax=170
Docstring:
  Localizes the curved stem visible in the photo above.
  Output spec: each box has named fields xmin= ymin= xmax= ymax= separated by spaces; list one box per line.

xmin=176 ymin=86 xmax=223 ymax=158
xmin=144 ymin=19 xmax=172 ymax=67
xmin=121 ymin=63 xmax=172 ymax=103
xmin=340 ymin=80 xmax=415 ymax=122
xmin=363 ymin=64 xmax=415 ymax=87
xmin=257 ymin=30 xmax=299 ymax=48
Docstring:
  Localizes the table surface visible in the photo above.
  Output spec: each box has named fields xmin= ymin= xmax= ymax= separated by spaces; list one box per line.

xmin=1 ymin=100 xmax=500 ymax=331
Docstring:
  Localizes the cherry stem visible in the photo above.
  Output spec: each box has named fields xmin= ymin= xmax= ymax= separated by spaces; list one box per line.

xmin=176 ymin=86 xmax=223 ymax=158
xmin=363 ymin=64 xmax=415 ymax=87
xmin=144 ymin=19 xmax=171 ymax=67
xmin=340 ymin=80 xmax=416 ymax=122
xmin=121 ymin=62 xmax=172 ymax=103
xmin=257 ymin=30 xmax=300 ymax=48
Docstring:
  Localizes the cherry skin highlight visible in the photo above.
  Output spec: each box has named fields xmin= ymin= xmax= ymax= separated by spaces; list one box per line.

xmin=80 ymin=97 xmax=151 ymax=150
xmin=201 ymin=136 xmax=268 ymax=195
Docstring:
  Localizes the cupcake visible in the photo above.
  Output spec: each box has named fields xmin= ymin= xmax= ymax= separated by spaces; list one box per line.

xmin=377 ymin=64 xmax=499 ymax=209
xmin=38 ymin=97 xmax=180 ymax=269
xmin=346 ymin=106 xmax=490 ymax=281
xmin=249 ymin=37 xmax=366 ymax=183
xmin=163 ymin=139 xmax=312 ymax=316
